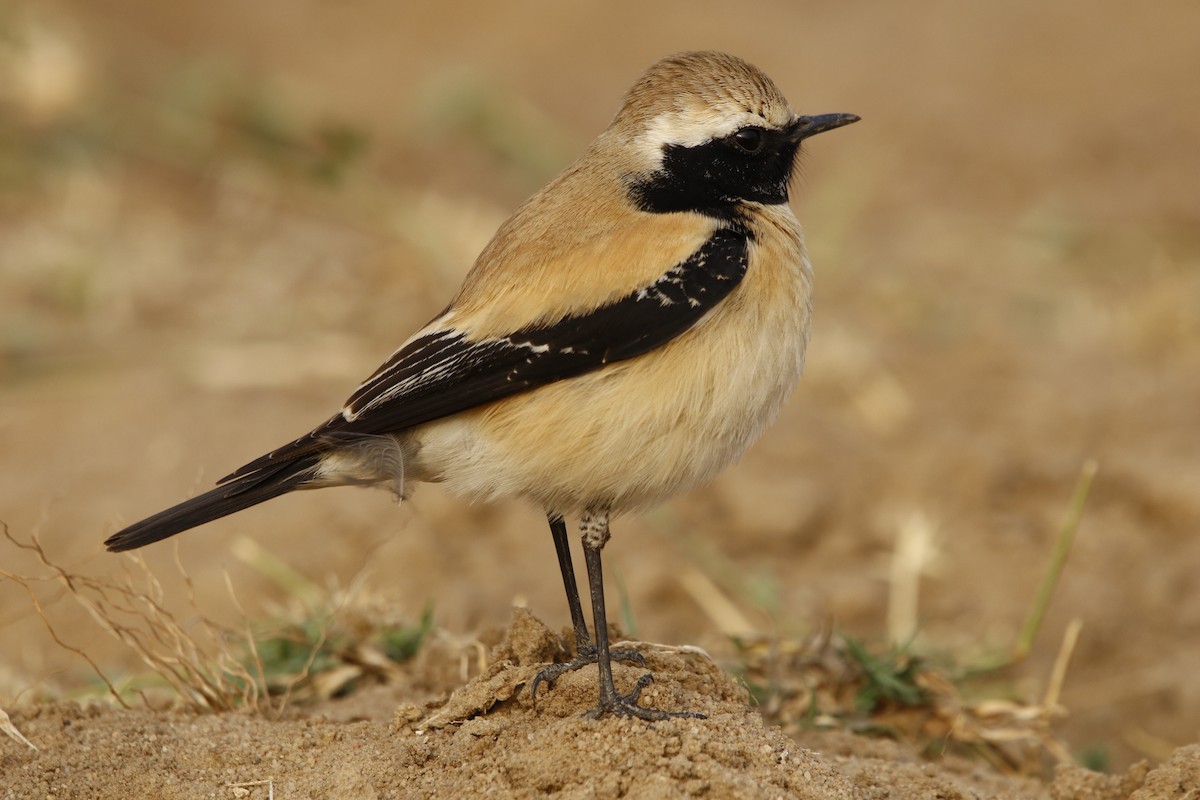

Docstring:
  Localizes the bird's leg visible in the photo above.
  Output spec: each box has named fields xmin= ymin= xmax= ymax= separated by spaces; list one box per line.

xmin=548 ymin=513 xmax=592 ymax=651
xmin=579 ymin=510 xmax=704 ymax=721
xmin=530 ymin=512 xmax=645 ymax=701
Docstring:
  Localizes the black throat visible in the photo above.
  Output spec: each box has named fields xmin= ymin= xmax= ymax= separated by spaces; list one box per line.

xmin=627 ymin=129 xmax=799 ymax=219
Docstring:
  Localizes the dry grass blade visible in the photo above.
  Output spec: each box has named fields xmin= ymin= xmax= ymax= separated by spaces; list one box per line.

xmin=0 ymin=705 xmax=38 ymax=750
xmin=3 ymin=518 xmax=444 ymax=717
xmin=1044 ymin=617 xmax=1083 ymax=710
xmin=224 ymin=571 xmax=266 ymax=715
xmin=678 ymin=565 xmax=759 ymax=638
xmin=1 ymin=524 xmax=259 ymax=712
xmin=225 ymin=777 xmax=275 ymax=799
xmin=1 ymin=523 xmax=129 ymax=708
xmin=887 ymin=510 xmax=939 ymax=645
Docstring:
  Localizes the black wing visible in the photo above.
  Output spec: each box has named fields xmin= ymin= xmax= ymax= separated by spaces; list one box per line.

xmin=224 ymin=226 xmax=749 ymax=481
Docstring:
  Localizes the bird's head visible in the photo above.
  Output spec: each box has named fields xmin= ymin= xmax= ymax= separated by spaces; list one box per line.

xmin=607 ymin=51 xmax=859 ymax=215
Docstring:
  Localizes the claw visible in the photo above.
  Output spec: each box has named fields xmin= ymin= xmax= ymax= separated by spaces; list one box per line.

xmin=530 ymin=647 xmax=647 ymax=698
xmin=585 ymin=673 xmax=707 ymax=721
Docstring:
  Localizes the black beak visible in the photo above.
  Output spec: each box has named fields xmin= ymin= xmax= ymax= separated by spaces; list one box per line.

xmin=787 ymin=113 xmax=861 ymax=142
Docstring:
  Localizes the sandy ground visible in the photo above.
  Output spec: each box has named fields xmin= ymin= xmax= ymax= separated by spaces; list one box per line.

xmin=6 ymin=611 xmax=1196 ymax=799
xmin=2 ymin=0 xmax=1199 ymax=797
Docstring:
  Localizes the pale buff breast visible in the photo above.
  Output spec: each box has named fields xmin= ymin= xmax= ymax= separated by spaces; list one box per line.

xmin=407 ymin=204 xmax=812 ymax=516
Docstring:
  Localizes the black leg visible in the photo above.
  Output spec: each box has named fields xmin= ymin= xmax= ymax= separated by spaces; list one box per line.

xmin=579 ymin=510 xmax=704 ymax=721
xmin=548 ymin=513 xmax=591 ymax=651
xmin=530 ymin=513 xmax=646 ymax=701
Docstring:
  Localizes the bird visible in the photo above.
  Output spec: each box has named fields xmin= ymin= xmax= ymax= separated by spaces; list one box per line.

xmin=104 ymin=51 xmax=858 ymax=720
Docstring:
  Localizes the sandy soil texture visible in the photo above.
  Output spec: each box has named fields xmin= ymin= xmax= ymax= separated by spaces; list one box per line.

xmin=7 ymin=612 xmax=1195 ymax=799
xmin=2 ymin=0 xmax=1199 ymax=797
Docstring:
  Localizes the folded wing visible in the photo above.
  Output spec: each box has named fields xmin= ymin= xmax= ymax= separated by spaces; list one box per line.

xmin=230 ymin=226 xmax=748 ymax=484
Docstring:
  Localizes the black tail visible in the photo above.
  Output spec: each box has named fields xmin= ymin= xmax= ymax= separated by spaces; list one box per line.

xmin=104 ymin=455 xmax=320 ymax=552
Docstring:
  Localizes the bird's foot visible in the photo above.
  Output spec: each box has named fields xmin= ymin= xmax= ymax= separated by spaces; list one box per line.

xmin=531 ymin=648 xmax=706 ymax=720
xmin=530 ymin=645 xmax=646 ymax=698
xmin=585 ymin=673 xmax=707 ymax=721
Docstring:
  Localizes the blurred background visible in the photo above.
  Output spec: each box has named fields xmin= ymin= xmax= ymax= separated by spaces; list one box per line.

xmin=1 ymin=0 xmax=1197 ymax=769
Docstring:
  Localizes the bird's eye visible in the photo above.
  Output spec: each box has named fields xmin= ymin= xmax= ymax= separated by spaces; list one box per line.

xmin=732 ymin=127 xmax=766 ymax=154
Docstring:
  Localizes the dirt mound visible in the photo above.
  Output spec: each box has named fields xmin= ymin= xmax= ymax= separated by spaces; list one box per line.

xmin=6 ymin=611 xmax=1197 ymax=799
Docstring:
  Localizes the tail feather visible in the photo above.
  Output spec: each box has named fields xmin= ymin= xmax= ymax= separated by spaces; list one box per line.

xmin=104 ymin=455 xmax=320 ymax=552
